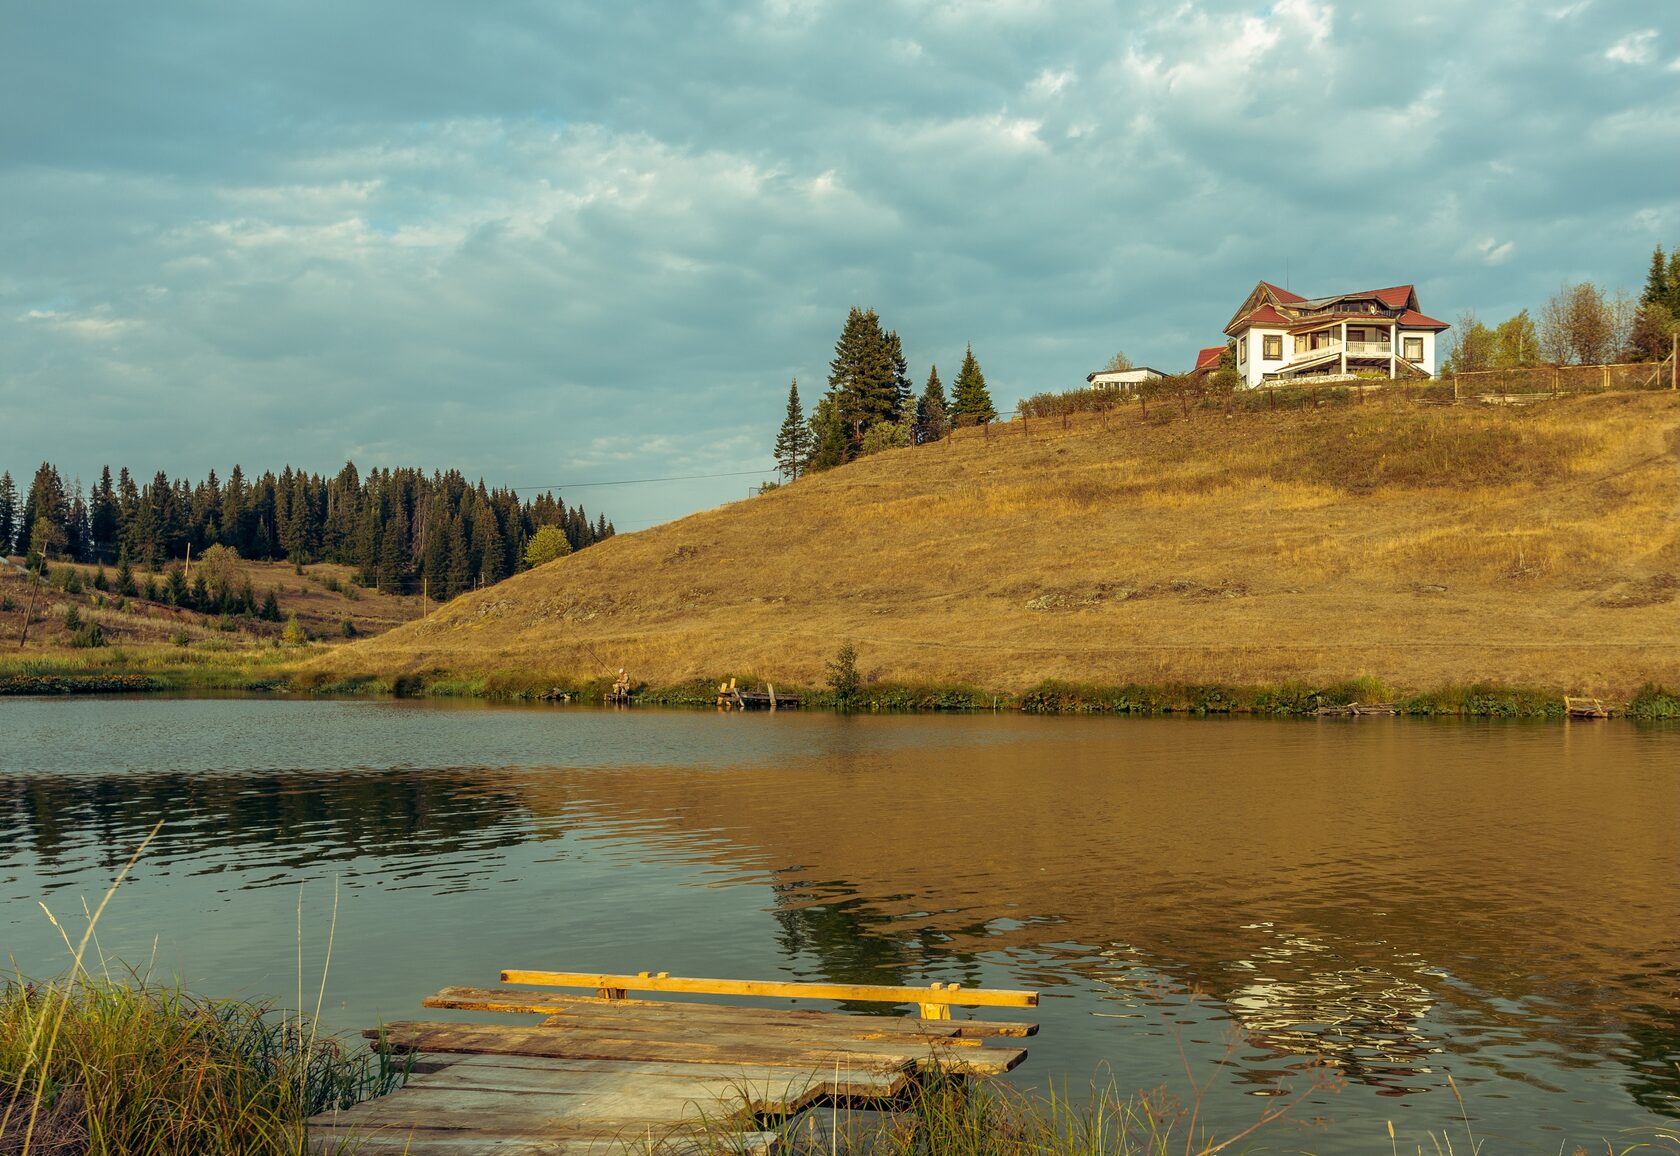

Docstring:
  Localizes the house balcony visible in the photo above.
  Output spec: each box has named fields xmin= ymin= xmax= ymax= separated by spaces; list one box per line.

xmin=1289 ymin=338 xmax=1393 ymax=362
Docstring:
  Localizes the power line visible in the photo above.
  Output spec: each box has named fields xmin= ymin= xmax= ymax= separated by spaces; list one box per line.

xmin=517 ymin=467 xmax=774 ymax=490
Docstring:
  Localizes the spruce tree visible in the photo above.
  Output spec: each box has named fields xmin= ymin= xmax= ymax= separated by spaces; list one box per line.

xmin=445 ymin=516 xmax=471 ymax=598
xmin=805 ymin=394 xmax=849 ymax=472
xmin=1668 ymin=250 xmax=1680 ymax=317
xmin=773 ymin=379 xmax=812 ymax=479
xmin=826 ymin=307 xmax=899 ymax=453
xmin=116 ymin=548 xmax=137 ymax=597
xmin=915 ymin=366 xmax=948 ymax=443
xmin=0 ymin=470 xmax=16 ymax=556
xmin=1643 ymin=245 xmax=1669 ymax=305
xmin=950 ymin=345 xmax=996 ymax=425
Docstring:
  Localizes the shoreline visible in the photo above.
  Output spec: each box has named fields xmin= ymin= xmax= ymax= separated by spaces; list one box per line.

xmin=4 ymin=657 xmax=1678 ymax=719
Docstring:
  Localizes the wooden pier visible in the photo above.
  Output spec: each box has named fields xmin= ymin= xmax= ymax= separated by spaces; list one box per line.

xmin=1564 ymin=695 xmax=1611 ymax=718
xmin=716 ymin=678 xmax=802 ymax=711
xmin=307 ymin=969 xmax=1038 ymax=1155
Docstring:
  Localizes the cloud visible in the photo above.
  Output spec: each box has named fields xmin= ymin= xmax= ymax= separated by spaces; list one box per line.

xmin=2 ymin=0 xmax=1676 ymax=528
xmin=1605 ymin=29 xmax=1658 ymax=64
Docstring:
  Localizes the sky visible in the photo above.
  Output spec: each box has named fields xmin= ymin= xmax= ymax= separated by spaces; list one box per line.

xmin=3 ymin=1 xmax=1678 ymax=531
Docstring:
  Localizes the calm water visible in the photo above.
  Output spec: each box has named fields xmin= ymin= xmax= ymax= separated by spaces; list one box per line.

xmin=1 ymin=698 xmax=1676 ymax=1151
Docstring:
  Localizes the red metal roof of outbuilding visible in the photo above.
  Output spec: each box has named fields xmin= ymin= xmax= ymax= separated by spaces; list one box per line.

xmin=1193 ymin=345 xmax=1225 ymax=371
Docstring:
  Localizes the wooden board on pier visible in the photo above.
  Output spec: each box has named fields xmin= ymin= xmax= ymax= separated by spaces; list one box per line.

xmin=308 ymin=969 xmax=1038 ymax=1155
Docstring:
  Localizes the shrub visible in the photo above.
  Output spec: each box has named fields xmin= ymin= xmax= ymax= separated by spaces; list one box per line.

xmin=281 ymin=613 xmax=307 ymax=646
xmin=340 ymin=617 xmax=357 ymax=638
xmin=62 ymin=606 xmax=82 ymax=631
xmin=68 ymin=621 xmax=105 ymax=648
xmin=0 ymin=595 xmax=15 ymax=613
xmin=170 ymin=628 xmax=191 ymax=647
xmin=826 ymin=641 xmax=861 ymax=708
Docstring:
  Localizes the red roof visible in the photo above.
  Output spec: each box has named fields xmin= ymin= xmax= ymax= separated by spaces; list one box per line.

xmin=1398 ymin=309 xmax=1449 ymax=330
xmin=1193 ymin=345 xmax=1224 ymax=372
xmin=1358 ymin=285 xmax=1415 ymax=308
xmin=1238 ymin=304 xmax=1292 ymax=328
xmin=1259 ymin=281 xmax=1305 ymax=304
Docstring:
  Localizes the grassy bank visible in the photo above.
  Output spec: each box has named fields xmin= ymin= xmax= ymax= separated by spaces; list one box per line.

xmin=7 ymin=644 xmax=1680 ymax=718
xmin=0 ymin=973 xmax=405 ymax=1155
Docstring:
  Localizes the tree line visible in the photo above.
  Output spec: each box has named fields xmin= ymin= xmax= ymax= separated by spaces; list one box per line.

xmin=0 ymin=461 xmax=614 ymax=601
xmin=773 ymin=307 xmax=998 ymax=479
xmin=1443 ymin=245 xmax=1680 ymax=373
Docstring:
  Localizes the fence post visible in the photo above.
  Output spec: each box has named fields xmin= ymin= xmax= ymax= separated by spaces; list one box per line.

xmin=1021 ymin=412 xmax=1028 ymax=438
xmin=1673 ymin=334 xmax=1678 ymax=391
xmin=1602 ymin=364 xmax=1609 ymax=391
xmin=1452 ymin=373 xmax=1459 ymax=403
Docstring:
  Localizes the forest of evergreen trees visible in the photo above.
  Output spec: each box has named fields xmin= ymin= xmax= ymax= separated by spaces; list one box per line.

xmin=0 ymin=460 xmax=614 ymax=602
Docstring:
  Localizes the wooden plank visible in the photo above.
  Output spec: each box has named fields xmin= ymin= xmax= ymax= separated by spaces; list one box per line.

xmin=368 ymin=1021 xmax=1025 ymax=1076
xmin=423 ymin=987 xmax=1038 ymax=1037
xmin=500 ymin=970 xmax=1038 ymax=1009
xmin=387 ymin=1052 xmax=909 ymax=1102
xmin=520 ymin=1009 xmax=981 ymax=1051
xmin=309 ymin=1121 xmax=779 ymax=1155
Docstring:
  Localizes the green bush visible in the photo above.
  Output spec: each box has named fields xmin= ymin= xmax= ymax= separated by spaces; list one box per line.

xmin=825 ymin=641 xmax=862 ymax=707
xmin=68 ymin=621 xmax=106 ymax=649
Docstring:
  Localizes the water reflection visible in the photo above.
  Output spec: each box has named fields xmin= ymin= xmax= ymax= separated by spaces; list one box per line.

xmin=1 ymin=700 xmax=1676 ymax=1145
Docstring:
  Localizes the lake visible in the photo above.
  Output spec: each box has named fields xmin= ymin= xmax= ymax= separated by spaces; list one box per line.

xmin=1 ymin=697 xmax=1676 ymax=1151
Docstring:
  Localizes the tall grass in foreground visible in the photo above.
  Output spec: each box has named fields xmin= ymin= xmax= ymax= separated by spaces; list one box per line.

xmin=673 ymin=1064 xmax=1323 ymax=1156
xmin=0 ymin=823 xmax=404 ymax=1155
xmin=0 ymin=976 xmax=405 ymax=1155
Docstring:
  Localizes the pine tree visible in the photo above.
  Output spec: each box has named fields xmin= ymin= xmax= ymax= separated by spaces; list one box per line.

xmin=773 ymin=379 xmax=812 ymax=479
xmin=950 ymin=345 xmax=996 ymax=425
xmin=0 ymin=470 xmax=16 ymax=556
xmin=115 ymin=548 xmax=137 ymax=597
xmin=826 ymin=306 xmax=899 ymax=454
xmin=885 ymin=330 xmax=912 ymax=414
xmin=1668 ymin=250 xmax=1680 ymax=318
xmin=1643 ymin=245 xmax=1669 ymax=305
xmin=805 ymin=394 xmax=849 ymax=472
xmin=915 ymin=365 xmax=948 ymax=443
xmin=445 ymin=516 xmax=471 ymax=598
xmin=91 ymin=466 xmax=118 ymax=561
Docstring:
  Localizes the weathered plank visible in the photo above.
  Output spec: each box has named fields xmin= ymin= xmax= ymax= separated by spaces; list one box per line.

xmin=385 ymin=1052 xmax=909 ymax=1100
xmin=368 ymin=1021 xmax=1026 ymax=1076
xmin=423 ymin=986 xmax=1038 ymax=1037
xmin=501 ymin=970 xmax=1038 ymax=1009
xmin=308 ymin=1119 xmax=780 ymax=1155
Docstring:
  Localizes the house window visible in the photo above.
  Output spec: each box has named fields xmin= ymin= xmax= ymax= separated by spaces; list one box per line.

xmin=1262 ymin=335 xmax=1282 ymax=360
xmin=1237 ymin=340 xmax=1247 ymax=365
xmin=1403 ymin=336 xmax=1424 ymax=361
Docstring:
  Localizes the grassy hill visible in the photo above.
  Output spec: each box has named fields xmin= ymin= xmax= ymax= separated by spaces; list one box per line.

xmin=315 ymin=390 xmax=1680 ymax=704
xmin=0 ymin=557 xmax=423 ymax=692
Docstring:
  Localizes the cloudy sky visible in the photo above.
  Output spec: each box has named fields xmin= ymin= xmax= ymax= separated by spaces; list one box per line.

xmin=4 ymin=1 xmax=1677 ymax=529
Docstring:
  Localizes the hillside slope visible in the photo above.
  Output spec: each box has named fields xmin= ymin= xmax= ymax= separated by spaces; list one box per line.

xmin=318 ymin=392 xmax=1680 ymax=697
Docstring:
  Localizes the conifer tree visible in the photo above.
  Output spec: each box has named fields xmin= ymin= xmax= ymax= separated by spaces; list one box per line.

xmin=950 ymin=345 xmax=996 ymax=424
xmin=1643 ymin=245 xmax=1669 ymax=305
xmin=0 ymin=470 xmax=16 ymax=556
xmin=116 ymin=548 xmax=137 ymax=597
xmin=915 ymin=366 xmax=948 ymax=443
xmin=445 ymin=517 xmax=471 ymax=597
xmin=885 ymin=330 xmax=912 ymax=413
xmin=773 ymin=379 xmax=811 ymax=479
xmin=1668 ymin=251 xmax=1680 ymax=317
xmin=260 ymin=588 xmax=283 ymax=621
xmin=826 ymin=306 xmax=899 ymax=452
xmin=805 ymin=394 xmax=849 ymax=473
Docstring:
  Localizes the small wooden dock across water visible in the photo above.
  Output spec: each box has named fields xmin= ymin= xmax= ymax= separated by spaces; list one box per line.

xmin=307 ymin=969 xmax=1039 ymax=1155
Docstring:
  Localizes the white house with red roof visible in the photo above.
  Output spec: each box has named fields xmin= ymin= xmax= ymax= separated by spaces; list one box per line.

xmin=1224 ymin=281 xmax=1450 ymax=387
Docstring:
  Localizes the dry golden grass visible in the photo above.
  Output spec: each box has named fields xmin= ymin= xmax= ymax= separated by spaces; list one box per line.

xmin=317 ymin=391 xmax=1680 ymax=698
xmin=0 ymin=558 xmax=420 ymax=654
